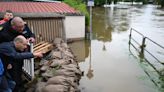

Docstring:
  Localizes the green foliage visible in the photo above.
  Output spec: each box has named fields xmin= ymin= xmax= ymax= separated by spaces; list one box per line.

xmin=77 ymin=4 xmax=90 ymax=26
xmin=134 ymin=0 xmax=148 ymax=4
xmin=154 ymin=0 xmax=164 ymax=8
xmin=161 ymin=0 xmax=164 ymax=8
xmin=94 ymin=0 xmax=120 ymax=6
xmin=63 ymin=0 xmax=89 ymax=26
xmin=64 ymin=0 xmax=81 ymax=8
xmin=94 ymin=0 xmax=106 ymax=6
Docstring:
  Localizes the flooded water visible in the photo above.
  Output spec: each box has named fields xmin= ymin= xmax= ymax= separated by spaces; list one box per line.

xmin=69 ymin=4 xmax=164 ymax=92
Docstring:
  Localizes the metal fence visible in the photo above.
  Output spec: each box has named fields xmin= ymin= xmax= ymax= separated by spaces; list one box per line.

xmin=129 ymin=28 xmax=164 ymax=74
xmin=22 ymin=43 xmax=34 ymax=80
xmin=129 ymin=28 xmax=164 ymax=88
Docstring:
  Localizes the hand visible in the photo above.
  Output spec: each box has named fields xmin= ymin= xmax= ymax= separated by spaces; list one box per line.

xmin=33 ymin=52 xmax=43 ymax=58
xmin=28 ymin=37 xmax=35 ymax=43
xmin=7 ymin=64 xmax=12 ymax=69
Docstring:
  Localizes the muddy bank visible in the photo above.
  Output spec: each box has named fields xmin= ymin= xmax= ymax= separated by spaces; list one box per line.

xmin=25 ymin=38 xmax=82 ymax=92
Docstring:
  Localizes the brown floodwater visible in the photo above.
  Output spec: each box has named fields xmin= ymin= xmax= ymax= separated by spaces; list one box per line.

xmin=69 ymin=4 xmax=164 ymax=92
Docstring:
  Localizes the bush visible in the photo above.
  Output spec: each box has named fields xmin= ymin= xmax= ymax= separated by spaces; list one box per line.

xmin=63 ymin=0 xmax=89 ymax=26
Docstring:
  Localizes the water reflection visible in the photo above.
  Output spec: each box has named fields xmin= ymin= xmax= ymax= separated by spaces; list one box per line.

xmin=92 ymin=7 xmax=112 ymax=42
xmin=68 ymin=40 xmax=94 ymax=79
xmin=92 ymin=6 xmax=130 ymax=44
xmin=68 ymin=40 xmax=90 ymax=62
xmin=86 ymin=47 xmax=94 ymax=79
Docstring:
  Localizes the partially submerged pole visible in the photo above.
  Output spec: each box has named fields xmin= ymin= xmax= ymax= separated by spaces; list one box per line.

xmin=87 ymin=0 xmax=94 ymax=40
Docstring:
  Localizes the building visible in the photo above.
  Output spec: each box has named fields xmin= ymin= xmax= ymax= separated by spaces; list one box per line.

xmin=0 ymin=1 xmax=85 ymax=44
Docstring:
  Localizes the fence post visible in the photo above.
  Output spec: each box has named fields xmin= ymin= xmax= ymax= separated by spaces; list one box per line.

xmin=30 ymin=42 xmax=34 ymax=79
xmin=139 ymin=37 xmax=146 ymax=58
xmin=129 ymin=28 xmax=132 ymax=45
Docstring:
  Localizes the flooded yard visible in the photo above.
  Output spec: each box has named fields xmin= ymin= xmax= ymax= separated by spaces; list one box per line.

xmin=69 ymin=4 xmax=164 ymax=92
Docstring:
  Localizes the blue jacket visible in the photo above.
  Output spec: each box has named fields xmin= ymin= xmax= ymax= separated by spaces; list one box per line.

xmin=0 ymin=42 xmax=34 ymax=72
xmin=0 ymin=19 xmax=35 ymax=43
xmin=0 ymin=58 xmax=4 ymax=76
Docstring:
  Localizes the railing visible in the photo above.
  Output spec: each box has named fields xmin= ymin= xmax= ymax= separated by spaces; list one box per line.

xmin=22 ymin=43 xmax=34 ymax=80
xmin=129 ymin=28 xmax=164 ymax=88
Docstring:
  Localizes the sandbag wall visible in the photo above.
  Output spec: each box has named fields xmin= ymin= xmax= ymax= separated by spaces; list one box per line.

xmin=26 ymin=38 xmax=82 ymax=92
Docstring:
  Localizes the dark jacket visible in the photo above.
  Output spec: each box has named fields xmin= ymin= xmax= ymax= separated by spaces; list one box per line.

xmin=0 ymin=19 xmax=35 ymax=43
xmin=0 ymin=42 xmax=34 ymax=73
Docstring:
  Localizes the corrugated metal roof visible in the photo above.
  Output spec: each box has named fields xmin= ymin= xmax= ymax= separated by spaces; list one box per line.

xmin=0 ymin=2 xmax=79 ymax=14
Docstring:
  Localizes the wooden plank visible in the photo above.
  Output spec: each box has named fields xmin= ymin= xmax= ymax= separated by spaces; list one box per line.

xmin=34 ymin=41 xmax=46 ymax=48
xmin=35 ymin=44 xmax=53 ymax=52
xmin=34 ymin=44 xmax=53 ymax=53
xmin=33 ymin=42 xmax=49 ymax=51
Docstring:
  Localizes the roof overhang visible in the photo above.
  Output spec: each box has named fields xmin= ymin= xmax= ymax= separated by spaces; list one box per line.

xmin=0 ymin=12 xmax=65 ymax=19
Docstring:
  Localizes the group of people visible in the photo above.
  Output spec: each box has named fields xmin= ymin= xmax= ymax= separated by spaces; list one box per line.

xmin=0 ymin=10 xmax=43 ymax=92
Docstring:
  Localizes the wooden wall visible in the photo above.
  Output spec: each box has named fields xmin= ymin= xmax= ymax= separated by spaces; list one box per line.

xmin=24 ymin=17 xmax=66 ymax=44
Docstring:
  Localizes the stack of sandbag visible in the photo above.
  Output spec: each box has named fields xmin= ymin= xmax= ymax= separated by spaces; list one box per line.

xmin=26 ymin=38 xmax=82 ymax=92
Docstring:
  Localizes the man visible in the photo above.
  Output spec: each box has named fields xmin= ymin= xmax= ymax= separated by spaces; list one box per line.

xmin=0 ymin=16 xmax=36 ymax=92
xmin=0 ymin=16 xmax=35 ymax=43
xmin=0 ymin=10 xmax=13 ymax=25
xmin=0 ymin=16 xmax=36 ymax=91
xmin=0 ymin=35 xmax=43 ymax=92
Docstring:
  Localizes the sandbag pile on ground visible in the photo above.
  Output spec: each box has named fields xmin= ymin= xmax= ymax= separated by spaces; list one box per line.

xmin=26 ymin=38 xmax=82 ymax=92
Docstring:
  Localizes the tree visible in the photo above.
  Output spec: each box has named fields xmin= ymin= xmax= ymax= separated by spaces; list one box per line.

xmin=94 ymin=0 xmax=106 ymax=6
xmin=155 ymin=0 xmax=164 ymax=8
xmin=63 ymin=0 xmax=90 ymax=26
xmin=162 ymin=0 xmax=164 ymax=7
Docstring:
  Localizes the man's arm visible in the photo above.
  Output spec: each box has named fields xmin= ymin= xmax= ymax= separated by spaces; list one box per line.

xmin=24 ymin=24 xmax=35 ymax=38
xmin=1 ymin=47 xmax=34 ymax=59
xmin=23 ymin=24 xmax=35 ymax=43
xmin=11 ymin=51 xmax=43 ymax=59
xmin=0 ymin=25 xmax=5 ymax=43
xmin=0 ymin=42 xmax=43 ymax=60
xmin=4 ymin=49 xmax=43 ymax=60
xmin=12 ymin=52 xmax=34 ymax=59
xmin=0 ymin=42 xmax=33 ymax=59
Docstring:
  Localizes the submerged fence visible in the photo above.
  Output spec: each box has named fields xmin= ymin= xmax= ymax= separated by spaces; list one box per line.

xmin=129 ymin=28 xmax=164 ymax=74
xmin=129 ymin=28 xmax=164 ymax=88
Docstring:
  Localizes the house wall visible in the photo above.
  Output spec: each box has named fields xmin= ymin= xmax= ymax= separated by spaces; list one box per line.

xmin=65 ymin=16 xmax=85 ymax=41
